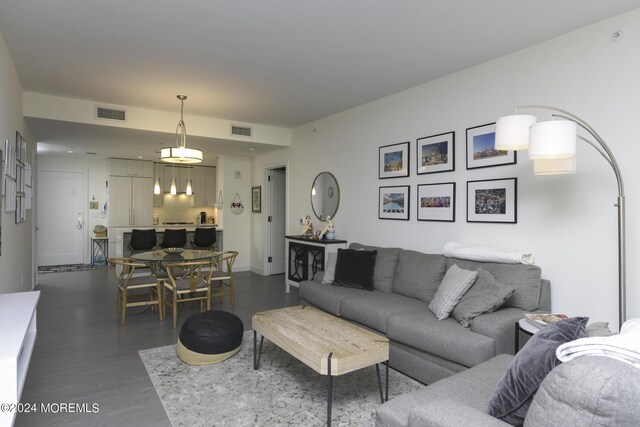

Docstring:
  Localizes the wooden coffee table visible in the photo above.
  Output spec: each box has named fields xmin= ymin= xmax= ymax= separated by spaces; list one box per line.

xmin=252 ymin=305 xmax=389 ymax=426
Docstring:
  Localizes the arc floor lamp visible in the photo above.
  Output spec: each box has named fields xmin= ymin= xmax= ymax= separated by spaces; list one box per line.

xmin=495 ymin=105 xmax=626 ymax=328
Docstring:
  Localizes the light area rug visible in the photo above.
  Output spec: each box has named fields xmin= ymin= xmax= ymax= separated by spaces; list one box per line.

xmin=139 ymin=331 xmax=423 ymax=426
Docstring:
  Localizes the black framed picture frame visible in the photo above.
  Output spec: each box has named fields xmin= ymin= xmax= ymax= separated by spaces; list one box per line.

xmin=251 ymin=186 xmax=261 ymax=213
xmin=417 ymin=182 xmax=455 ymax=222
xmin=466 ymin=122 xmax=516 ymax=169
xmin=379 ymin=185 xmax=410 ymax=220
xmin=466 ymin=178 xmax=517 ymax=224
xmin=379 ymin=141 xmax=410 ymax=179
xmin=417 ymin=131 xmax=454 ymax=175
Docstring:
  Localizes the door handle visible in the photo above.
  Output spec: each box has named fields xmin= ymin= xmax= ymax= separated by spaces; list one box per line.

xmin=76 ymin=212 xmax=84 ymax=230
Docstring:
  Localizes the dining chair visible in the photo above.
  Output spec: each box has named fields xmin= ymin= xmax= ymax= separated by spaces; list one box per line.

xmin=162 ymin=259 xmax=213 ymax=328
xmin=191 ymin=227 xmax=217 ymax=250
xmin=160 ymin=228 xmax=187 ymax=249
xmin=129 ymin=229 xmax=157 ymax=255
xmin=108 ymin=257 xmax=163 ymax=325
xmin=210 ymin=251 xmax=239 ymax=308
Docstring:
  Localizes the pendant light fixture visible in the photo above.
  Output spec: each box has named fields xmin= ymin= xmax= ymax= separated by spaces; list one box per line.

xmin=185 ymin=166 xmax=193 ymax=196
xmin=153 ymin=161 xmax=162 ymax=195
xmin=161 ymin=95 xmax=203 ymax=164
xmin=170 ymin=163 xmax=177 ymax=195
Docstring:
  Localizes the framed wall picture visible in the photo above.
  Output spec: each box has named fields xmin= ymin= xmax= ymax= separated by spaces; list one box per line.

xmin=379 ymin=142 xmax=410 ymax=179
xmin=467 ymin=178 xmax=517 ymax=223
xmin=417 ymin=182 xmax=455 ymax=222
xmin=252 ymin=186 xmax=262 ymax=213
xmin=466 ymin=123 xmax=516 ymax=169
xmin=417 ymin=131 xmax=454 ymax=175
xmin=379 ymin=185 xmax=410 ymax=220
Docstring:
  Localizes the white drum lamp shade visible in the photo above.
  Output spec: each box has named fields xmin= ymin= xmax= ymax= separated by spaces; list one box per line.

xmin=533 ymin=158 xmax=576 ymax=175
xmin=528 ymin=120 xmax=577 ymax=159
xmin=495 ymin=115 xmax=537 ymax=150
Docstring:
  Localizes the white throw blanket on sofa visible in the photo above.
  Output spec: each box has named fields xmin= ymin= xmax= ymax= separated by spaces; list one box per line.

xmin=442 ymin=242 xmax=534 ymax=265
xmin=556 ymin=318 xmax=640 ymax=369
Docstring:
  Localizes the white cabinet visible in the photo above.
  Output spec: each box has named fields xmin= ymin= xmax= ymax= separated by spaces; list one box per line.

xmin=109 ymin=176 xmax=153 ymax=226
xmin=108 ymin=159 xmax=153 ymax=177
xmin=193 ymin=166 xmax=216 ymax=207
xmin=0 ymin=291 xmax=39 ymax=427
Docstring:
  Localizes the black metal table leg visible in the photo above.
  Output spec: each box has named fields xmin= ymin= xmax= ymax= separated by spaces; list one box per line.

xmin=375 ymin=364 xmax=384 ymax=403
xmin=253 ymin=331 xmax=264 ymax=370
xmin=375 ymin=361 xmax=390 ymax=403
xmin=327 ymin=352 xmax=333 ymax=427
xmin=385 ymin=360 xmax=389 ymax=402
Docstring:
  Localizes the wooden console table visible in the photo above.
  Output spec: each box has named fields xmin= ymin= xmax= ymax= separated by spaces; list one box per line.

xmin=285 ymin=235 xmax=347 ymax=293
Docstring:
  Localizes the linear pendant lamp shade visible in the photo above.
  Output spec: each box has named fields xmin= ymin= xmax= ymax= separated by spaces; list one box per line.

xmin=153 ymin=177 xmax=161 ymax=195
xmin=495 ymin=115 xmax=537 ymax=150
xmin=170 ymin=177 xmax=177 ymax=195
xmin=161 ymin=95 xmax=203 ymax=164
xmin=528 ymin=120 xmax=577 ymax=159
xmin=533 ymin=158 xmax=576 ymax=175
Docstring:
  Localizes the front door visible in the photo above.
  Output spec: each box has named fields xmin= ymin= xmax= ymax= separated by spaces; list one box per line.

xmin=37 ymin=170 xmax=85 ymax=266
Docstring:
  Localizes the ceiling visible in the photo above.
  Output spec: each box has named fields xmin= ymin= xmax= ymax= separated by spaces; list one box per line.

xmin=1 ymin=1 xmax=638 ymax=161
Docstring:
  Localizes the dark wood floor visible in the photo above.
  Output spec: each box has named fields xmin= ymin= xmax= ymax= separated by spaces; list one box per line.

xmin=17 ymin=267 xmax=299 ymax=426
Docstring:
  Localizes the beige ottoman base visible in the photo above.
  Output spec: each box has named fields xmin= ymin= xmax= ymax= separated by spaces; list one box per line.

xmin=177 ymin=338 xmax=241 ymax=365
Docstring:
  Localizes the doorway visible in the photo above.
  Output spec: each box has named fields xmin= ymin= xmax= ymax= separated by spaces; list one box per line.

xmin=37 ymin=170 xmax=87 ymax=266
xmin=264 ymin=166 xmax=286 ymax=275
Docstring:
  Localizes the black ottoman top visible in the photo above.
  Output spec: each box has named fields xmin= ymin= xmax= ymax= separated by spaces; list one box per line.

xmin=180 ymin=310 xmax=244 ymax=355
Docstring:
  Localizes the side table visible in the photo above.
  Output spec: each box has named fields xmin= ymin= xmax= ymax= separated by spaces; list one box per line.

xmin=514 ymin=318 xmax=539 ymax=353
xmin=91 ymin=237 xmax=109 ymax=265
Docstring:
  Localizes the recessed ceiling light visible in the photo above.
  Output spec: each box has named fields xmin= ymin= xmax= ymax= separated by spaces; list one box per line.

xmin=249 ymin=147 xmax=256 ymax=151
xmin=137 ymin=156 xmax=144 ymax=159
xmin=67 ymin=150 xmax=74 ymax=154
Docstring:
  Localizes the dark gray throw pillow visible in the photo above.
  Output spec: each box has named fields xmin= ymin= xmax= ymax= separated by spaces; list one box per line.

xmin=487 ymin=316 xmax=589 ymax=425
xmin=452 ymin=267 xmax=516 ymax=327
xmin=331 ymin=248 xmax=377 ymax=291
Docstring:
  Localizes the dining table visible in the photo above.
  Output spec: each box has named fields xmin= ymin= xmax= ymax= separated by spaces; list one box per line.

xmin=131 ymin=249 xmax=221 ymax=285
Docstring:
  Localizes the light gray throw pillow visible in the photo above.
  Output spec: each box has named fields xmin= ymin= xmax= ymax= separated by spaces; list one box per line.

xmin=322 ymin=252 xmax=337 ymax=284
xmin=452 ymin=267 xmax=516 ymax=327
xmin=428 ymin=264 xmax=478 ymax=320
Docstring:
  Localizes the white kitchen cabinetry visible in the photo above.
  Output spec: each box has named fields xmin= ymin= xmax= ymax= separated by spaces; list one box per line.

xmin=0 ymin=291 xmax=39 ymax=427
xmin=193 ymin=166 xmax=216 ymax=207
xmin=109 ymin=175 xmax=153 ymax=226
xmin=108 ymin=158 xmax=153 ymax=177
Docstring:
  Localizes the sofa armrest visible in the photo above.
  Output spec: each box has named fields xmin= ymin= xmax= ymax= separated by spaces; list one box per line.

xmin=470 ymin=307 xmax=524 ymax=355
xmin=407 ymin=400 xmax=508 ymax=427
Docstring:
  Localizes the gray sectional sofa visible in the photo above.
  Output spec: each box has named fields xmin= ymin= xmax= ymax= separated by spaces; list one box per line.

xmin=299 ymin=243 xmax=550 ymax=385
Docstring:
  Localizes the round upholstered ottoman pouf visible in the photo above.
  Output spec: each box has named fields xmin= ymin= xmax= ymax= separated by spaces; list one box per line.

xmin=177 ymin=310 xmax=244 ymax=365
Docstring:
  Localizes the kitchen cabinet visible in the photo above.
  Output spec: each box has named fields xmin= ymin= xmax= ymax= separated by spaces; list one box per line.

xmin=109 ymin=175 xmax=154 ymax=226
xmin=108 ymin=158 xmax=153 ymax=177
xmin=193 ymin=166 xmax=216 ymax=207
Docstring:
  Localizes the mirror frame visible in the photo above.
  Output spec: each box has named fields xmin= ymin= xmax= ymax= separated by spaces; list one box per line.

xmin=310 ymin=171 xmax=340 ymax=221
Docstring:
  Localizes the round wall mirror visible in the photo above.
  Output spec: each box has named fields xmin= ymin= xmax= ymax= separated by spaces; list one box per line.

xmin=311 ymin=172 xmax=340 ymax=221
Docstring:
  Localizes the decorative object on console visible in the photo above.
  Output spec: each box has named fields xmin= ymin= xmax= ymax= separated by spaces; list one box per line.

xmin=331 ymin=248 xmax=377 ymax=291
xmin=379 ymin=185 xmax=410 ymax=220
xmin=487 ymin=317 xmax=589 ymax=425
xmin=466 ymin=178 xmax=517 ymax=223
xmin=318 ymin=215 xmax=334 ymax=239
xmin=417 ymin=131 xmax=455 ymax=174
xmin=495 ymin=105 xmax=626 ymax=328
xmin=161 ymin=95 xmax=203 ymax=164
xmin=428 ymin=264 xmax=478 ymax=320
xmin=230 ymin=193 xmax=244 ymax=215
xmin=417 ymin=182 xmax=455 ymax=222
xmin=379 ymin=141 xmax=410 ymax=179
xmin=300 ymin=215 xmax=314 ymax=236
xmin=466 ymin=122 xmax=516 ymax=169
xmin=443 ymin=241 xmax=533 ymax=264
xmin=251 ymin=186 xmax=261 ymax=213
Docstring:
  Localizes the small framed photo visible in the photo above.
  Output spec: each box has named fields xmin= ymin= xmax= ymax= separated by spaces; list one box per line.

xmin=467 ymin=178 xmax=517 ymax=224
xmin=466 ymin=123 xmax=516 ymax=169
xmin=379 ymin=142 xmax=410 ymax=179
xmin=417 ymin=131 xmax=454 ymax=175
xmin=379 ymin=185 xmax=410 ymax=220
xmin=251 ymin=186 xmax=261 ymax=213
xmin=417 ymin=182 xmax=456 ymax=222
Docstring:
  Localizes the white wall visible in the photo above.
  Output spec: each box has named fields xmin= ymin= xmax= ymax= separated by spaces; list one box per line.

xmin=36 ymin=157 xmax=108 ymax=264
xmin=276 ymin=9 xmax=640 ymax=330
xmin=218 ymin=155 xmax=252 ymax=270
xmin=0 ymin=30 xmax=35 ymax=292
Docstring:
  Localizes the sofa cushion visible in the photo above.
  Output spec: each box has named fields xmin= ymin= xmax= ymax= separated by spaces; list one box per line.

xmin=349 ymin=243 xmax=400 ymax=292
xmin=453 ymin=267 xmax=516 ymax=327
xmin=321 ymin=252 xmax=337 ymax=284
xmin=393 ymin=250 xmax=447 ymax=302
xmin=387 ymin=309 xmax=495 ymax=368
xmin=446 ymin=257 xmax=542 ymax=311
xmin=525 ymin=356 xmax=640 ymax=427
xmin=428 ymin=264 xmax=478 ymax=320
xmin=332 ymin=248 xmax=377 ymax=291
xmin=376 ymin=354 xmax=514 ymax=427
xmin=487 ymin=317 xmax=589 ymax=425
xmin=299 ymin=281 xmax=366 ymax=316
xmin=340 ymin=291 xmax=426 ymax=333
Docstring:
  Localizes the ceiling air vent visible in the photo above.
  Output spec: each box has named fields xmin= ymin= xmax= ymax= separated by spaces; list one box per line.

xmin=96 ymin=106 xmax=126 ymax=121
xmin=231 ymin=125 xmax=252 ymax=137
